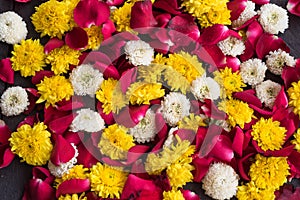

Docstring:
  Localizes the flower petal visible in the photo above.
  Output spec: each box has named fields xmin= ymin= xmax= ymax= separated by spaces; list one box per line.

xmin=246 ymin=21 xmax=263 ymax=48
xmin=198 ymin=24 xmax=229 ymax=45
xmin=0 ymin=146 xmax=14 ymax=169
xmin=0 ymin=58 xmax=14 ymax=84
xmin=65 ymin=27 xmax=88 ymax=50
xmin=130 ymin=0 xmax=157 ymax=29
xmin=119 ymin=67 xmax=137 ymax=93
xmin=232 ymin=127 xmax=244 ymax=157
xmin=50 ymin=135 xmax=76 ymax=166
xmin=125 ymin=145 xmax=149 ymax=164
xmin=77 ymin=142 xmax=99 ymax=168
xmin=105 ymin=0 xmax=124 ymax=6
xmin=97 ymin=102 xmax=115 ymax=125
xmin=237 ymin=153 xmax=254 ymax=181
xmin=44 ymin=38 xmax=64 ymax=54
xmin=287 ymin=0 xmax=300 ymax=16
xmin=73 ymin=0 xmax=110 ymax=28
xmin=234 ymin=89 xmax=262 ymax=108
xmin=181 ymin=189 xmax=200 ymax=200
xmin=282 ymin=66 xmax=300 ymax=88
xmin=101 ymin=19 xmax=116 ymax=40
xmin=48 ymin=114 xmax=74 ymax=135
xmin=56 ymin=179 xmax=90 ymax=198
xmin=227 ymin=0 xmax=247 ymax=21
xmin=251 ymin=0 xmax=270 ymax=4
xmin=113 ymin=105 xmax=149 ymax=128
xmin=32 ymin=167 xmax=54 ymax=184
xmin=153 ymin=0 xmax=180 ymax=15
xmin=23 ymin=179 xmax=55 ymax=200
xmin=192 ymin=157 xmax=213 ymax=182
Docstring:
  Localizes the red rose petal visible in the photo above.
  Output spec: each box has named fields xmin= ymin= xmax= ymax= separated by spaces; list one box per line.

xmin=97 ymin=102 xmax=115 ymax=125
xmin=65 ymin=27 xmax=88 ymax=50
xmin=44 ymin=38 xmax=64 ymax=54
xmin=198 ymin=24 xmax=229 ymax=45
xmin=101 ymin=19 xmax=116 ymax=40
xmin=49 ymin=114 xmax=74 ymax=135
xmin=0 ymin=147 xmax=14 ymax=169
xmin=119 ymin=67 xmax=137 ymax=93
xmin=226 ymin=56 xmax=241 ymax=72
xmin=181 ymin=189 xmax=200 ymax=200
xmin=246 ymin=21 xmax=263 ymax=48
xmin=251 ymin=0 xmax=270 ymax=4
xmin=32 ymin=167 xmax=54 ymax=184
xmin=126 ymin=145 xmax=149 ymax=164
xmin=130 ymin=0 xmax=157 ymax=29
xmin=237 ymin=153 xmax=254 ymax=181
xmin=56 ymin=179 xmax=90 ymax=198
xmin=50 ymin=135 xmax=76 ymax=166
xmin=282 ymin=66 xmax=300 ymax=88
xmin=31 ymin=70 xmax=54 ymax=85
xmin=77 ymin=143 xmax=99 ymax=168
xmin=287 ymin=0 xmax=300 ymax=16
xmin=227 ymin=0 xmax=247 ymax=21
xmin=23 ymin=179 xmax=55 ymax=200
xmin=234 ymin=89 xmax=262 ymax=108
xmin=153 ymin=0 xmax=181 ymax=15
xmin=232 ymin=127 xmax=244 ymax=157
xmin=105 ymin=0 xmax=124 ymax=6
xmin=192 ymin=157 xmax=213 ymax=182
xmin=0 ymin=58 xmax=14 ymax=84
xmin=74 ymin=0 xmax=110 ymax=28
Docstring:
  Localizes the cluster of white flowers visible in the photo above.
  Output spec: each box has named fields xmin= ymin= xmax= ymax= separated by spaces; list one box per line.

xmin=161 ymin=92 xmax=191 ymax=126
xmin=258 ymin=4 xmax=289 ymax=34
xmin=70 ymin=64 xmax=104 ymax=97
xmin=217 ymin=36 xmax=245 ymax=57
xmin=255 ymin=80 xmax=281 ymax=109
xmin=240 ymin=58 xmax=267 ymax=86
xmin=266 ymin=49 xmax=296 ymax=75
xmin=70 ymin=108 xmax=105 ymax=133
xmin=232 ymin=0 xmax=257 ymax=28
xmin=0 ymin=11 xmax=27 ymax=44
xmin=48 ymin=143 xmax=79 ymax=178
xmin=129 ymin=109 xmax=157 ymax=143
xmin=124 ymin=40 xmax=154 ymax=66
xmin=0 ymin=86 xmax=29 ymax=116
xmin=191 ymin=75 xmax=220 ymax=101
xmin=202 ymin=162 xmax=239 ymax=200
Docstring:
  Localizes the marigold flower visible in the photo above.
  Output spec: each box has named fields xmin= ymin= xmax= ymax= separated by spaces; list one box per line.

xmin=178 ymin=113 xmax=206 ymax=132
xmin=287 ymin=80 xmax=300 ymax=117
xmin=11 ymin=39 xmax=46 ymax=77
xmin=9 ymin=123 xmax=53 ymax=166
xmin=163 ymin=190 xmax=185 ymax=200
xmin=251 ymin=118 xmax=286 ymax=151
xmin=237 ymin=181 xmax=275 ymax=200
xmin=58 ymin=193 xmax=87 ymax=200
xmin=84 ymin=25 xmax=103 ymax=50
xmin=111 ymin=1 xmax=134 ymax=32
xmin=36 ymin=75 xmax=74 ymax=107
xmin=291 ymin=129 xmax=300 ymax=152
xmin=89 ymin=162 xmax=128 ymax=198
xmin=98 ymin=124 xmax=135 ymax=160
xmin=55 ymin=165 xmax=89 ymax=186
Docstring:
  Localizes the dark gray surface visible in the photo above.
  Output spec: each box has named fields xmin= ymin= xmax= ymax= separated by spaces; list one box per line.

xmin=0 ymin=0 xmax=299 ymax=199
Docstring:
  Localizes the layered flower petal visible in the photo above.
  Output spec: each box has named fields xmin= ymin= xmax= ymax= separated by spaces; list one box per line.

xmin=50 ymin=135 xmax=76 ymax=166
xmin=0 ymin=58 xmax=14 ymax=84
xmin=130 ymin=0 xmax=157 ymax=29
xmin=198 ymin=24 xmax=229 ymax=45
xmin=287 ymin=0 xmax=300 ymax=16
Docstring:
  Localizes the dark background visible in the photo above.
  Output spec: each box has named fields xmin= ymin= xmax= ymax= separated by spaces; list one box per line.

xmin=0 ymin=0 xmax=300 ymax=199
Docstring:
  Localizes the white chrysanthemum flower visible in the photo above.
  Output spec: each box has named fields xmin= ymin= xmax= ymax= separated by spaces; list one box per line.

xmin=232 ymin=1 xmax=257 ymax=28
xmin=0 ymin=86 xmax=29 ymax=116
xmin=240 ymin=58 xmax=267 ymax=86
xmin=48 ymin=143 xmax=78 ymax=178
xmin=163 ymin=127 xmax=178 ymax=149
xmin=161 ymin=92 xmax=190 ymax=126
xmin=258 ymin=3 xmax=289 ymax=34
xmin=129 ymin=109 xmax=157 ymax=143
xmin=202 ymin=162 xmax=239 ymax=200
xmin=217 ymin=36 xmax=245 ymax=57
xmin=0 ymin=11 xmax=27 ymax=44
xmin=124 ymin=40 xmax=154 ymax=66
xmin=70 ymin=64 xmax=104 ymax=97
xmin=266 ymin=49 xmax=296 ymax=75
xmin=191 ymin=75 xmax=220 ymax=101
xmin=255 ymin=80 xmax=281 ymax=109
xmin=70 ymin=108 xmax=105 ymax=133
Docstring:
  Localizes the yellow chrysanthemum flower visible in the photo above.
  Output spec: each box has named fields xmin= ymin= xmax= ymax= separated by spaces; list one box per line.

xmin=46 ymin=45 xmax=81 ymax=75
xmin=58 ymin=193 xmax=87 ymax=200
xmin=126 ymin=82 xmax=165 ymax=105
xmin=178 ymin=113 xmax=206 ymax=132
xmin=98 ymin=124 xmax=135 ymax=160
xmin=163 ymin=190 xmax=185 ymax=200
xmin=288 ymin=80 xmax=300 ymax=117
xmin=153 ymin=53 xmax=168 ymax=65
xmin=251 ymin=118 xmax=286 ymax=151
xmin=111 ymin=1 xmax=134 ymax=32
xmin=291 ymin=128 xmax=300 ymax=152
xmin=137 ymin=64 xmax=166 ymax=83
xmin=84 ymin=25 xmax=103 ymax=50
xmin=166 ymin=52 xmax=205 ymax=84
xmin=237 ymin=181 xmax=275 ymax=200
xmin=89 ymin=162 xmax=128 ymax=198
xmin=9 ymin=123 xmax=53 ymax=166
xmin=167 ymin=162 xmax=194 ymax=189
xmin=249 ymin=154 xmax=290 ymax=190
xmin=55 ymin=165 xmax=89 ymax=186
xmin=36 ymin=75 xmax=74 ymax=107
xmin=63 ymin=0 xmax=80 ymax=28
xmin=96 ymin=78 xmax=128 ymax=114
xmin=11 ymin=39 xmax=46 ymax=77
xmin=181 ymin=0 xmax=231 ymax=28
xmin=31 ymin=0 xmax=73 ymax=38
xmin=214 ymin=67 xmax=246 ymax=98
xmin=219 ymin=99 xmax=253 ymax=129
xmin=163 ymin=66 xmax=191 ymax=94
xmin=145 ymin=138 xmax=195 ymax=175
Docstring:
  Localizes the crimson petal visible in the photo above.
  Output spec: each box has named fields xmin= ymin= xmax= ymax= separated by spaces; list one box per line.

xmin=113 ymin=105 xmax=149 ymax=128
xmin=49 ymin=114 xmax=74 ymax=134
xmin=153 ymin=0 xmax=180 ymax=15
xmin=287 ymin=0 xmax=300 ymax=16
xmin=181 ymin=190 xmax=200 ymax=200
xmin=227 ymin=0 xmax=247 ymax=21
xmin=126 ymin=145 xmax=149 ymax=164
xmin=77 ymin=143 xmax=99 ymax=168
xmin=0 ymin=147 xmax=14 ymax=169
xmin=105 ymin=0 xmax=124 ymax=6
xmin=0 ymin=58 xmax=14 ymax=84
xmin=208 ymin=135 xmax=234 ymax=162
xmin=22 ymin=179 xmax=55 ymax=200
xmin=130 ymin=0 xmax=157 ymax=29
xmin=97 ymin=102 xmax=115 ymax=125
xmin=282 ymin=66 xmax=300 ymax=88
xmin=192 ymin=157 xmax=213 ymax=182
xmin=31 ymin=70 xmax=54 ymax=85
xmin=237 ymin=153 xmax=254 ymax=181
xmin=50 ymin=135 xmax=76 ymax=166
xmin=232 ymin=127 xmax=244 ymax=157
xmin=198 ymin=24 xmax=229 ymax=45
xmin=44 ymin=38 xmax=64 ymax=54
xmin=74 ymin=0 xmax=110 ymax=28
xmin=226 ymin=56 xmax=240 ymax=72
xmin=32 ymin=167 xmax=54 ymax=184
xmin=119 ymin=67 xmax=137 ymax=93
xmin=56 ymin=179 xmax=90 ymax=198
xmin=65 ymin=27 xmax=88 ymax=50
xmin=234 ymin=89 xmax=262 ymax=108
xmin=101 ymin=19 xmax=116 ymax=40
xmin=246 ymin=21 xmax=263 ymax=48
xmin=251 ymin=0 xmax=270 ymax=4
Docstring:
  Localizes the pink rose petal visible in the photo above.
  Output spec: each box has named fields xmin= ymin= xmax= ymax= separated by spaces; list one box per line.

xmin=207 ymin=135 xmax=234 ymax=163
xmin=198 ymin=24 xmax=229 ymax=45
xmin=48 ymin=114 xmax=74 ymax=135
xmin=287 ymin=0 xmax=300 ymax=16
xmin=74 ymin=0 xmax=110 ymax=28
xmin=31 ymin=70 xmax=54 ymax=85
xmin=226 ymin=56 xmax=241 ymax=72
xmin=15 ymin=0 xmax=31 ymax=2
xmin=282 ymin=66 xmax=300 ymax=88
xmin=0 ymin=147 xmax=14 ymax=169
xmin=56 ymin=179 xmax=90 ymax=198
xmin=44 ymin=38 xmax=64 ymax=54
xmin=113 ymin=105 xmax=149 ymax=128
xmin=130 ymin=0 xmax=157 ymax=29
xmin=32 ymin=167 xmax=54 ymax=184
xmin=251 ymin=0 xmax=270 ymax=4
xmin=105 ymin=0 xmax=124 ymax=6
xmin=155 ymin=13 xmax=172 ymax=28
xmin=153 ymin=0 xmax=180 ymax=15
xmin=77 ymin=143 xmax=99 ymax=168
xmin=227 ymin=0 xmax=247 ymax=21
xmin=50 ymin=135 xmax=76 ymax=166
xmin=65 ymin=27 xmax=88 ymax=50
xmin=119 ymin=67 xmax=137 ymax=93
xmin=125 ymin=145 xmax=149 ymax=164
xmin=181 ymin=189 xmax=200 ymax=200
xmin=192 ymin=157 xmax=213 ymax=182
xmin=240 ymin=40 xmax=255 ymax=62
xmin=237 ymin=153 xmax=254 ymax=181
xmin=101 ymin=19 xmax=116 ymax=40
xmin=232 ymin=127 xmax=244 ymax=157
xmin=246 ymin=21 xmax=263 ymax=48
xmin=0 ymin=58 xmax=14 ymax=84
xmin=234 ymin=89 xmax=262 ymax=108
xmin=97 ymin=102 xmax=115 ymax=125
xmin=22 ymin=179 xmax=55 ymax=200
